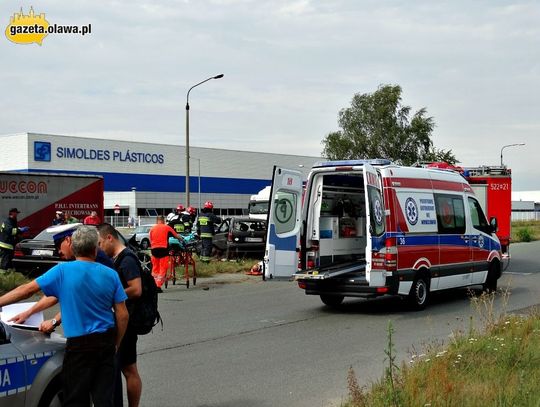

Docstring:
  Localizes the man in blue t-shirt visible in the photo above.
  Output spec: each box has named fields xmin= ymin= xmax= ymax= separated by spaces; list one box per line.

xmin=0 ymin=225 xmax=128 ymax=407
xmin=8 ymin=223 xmax=115 ymax=331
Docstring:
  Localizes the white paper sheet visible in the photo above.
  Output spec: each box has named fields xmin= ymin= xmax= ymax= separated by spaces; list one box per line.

xmin=0 ymin=302 xmax=44 ymax=328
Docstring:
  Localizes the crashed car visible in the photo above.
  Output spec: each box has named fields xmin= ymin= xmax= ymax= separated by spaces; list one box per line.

xmin=12 ymin=225 xmax=151 ymax=277
xmin=213 ymin=217 xmax=267 ymax=258
xmin=0 ymin=321 xmax=65 ymax=406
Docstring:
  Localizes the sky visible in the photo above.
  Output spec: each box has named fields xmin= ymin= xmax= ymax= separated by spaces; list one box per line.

xmin=1 ymin=0 xmax=539 ymax=190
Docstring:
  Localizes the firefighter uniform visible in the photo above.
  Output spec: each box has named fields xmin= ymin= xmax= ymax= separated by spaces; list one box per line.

xmin=167 ymin=214 xmax=185 ymax=234
xmin=196 ymin=203 xmax=221 ymax=263
xmin=167 ymin=205 xmax=193 ymax=234
xmin=149 ymin=219 xmax=179 ymax=289
xmin=0 ymin=208 xmax=24 ymax=271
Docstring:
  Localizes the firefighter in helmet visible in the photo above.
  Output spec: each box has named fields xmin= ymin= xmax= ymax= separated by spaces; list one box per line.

xmin=0 ymin=208 xmax=28 ymax=271
xmin=196 ymin=201 xmax=221 ymax=262
xmin=167 ymin=204 xmax=186 ymax=234
xmin=186 ymin=207 xmax=197 ymax=231
xmin=180 ymin=206 xmax=196 ymax=233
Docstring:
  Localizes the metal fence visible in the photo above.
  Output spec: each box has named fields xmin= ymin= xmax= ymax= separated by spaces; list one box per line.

xmin=107 ymin=216 xmax=157 ymax=228
xmin=511 ymin=212 xmax=540 ymax=222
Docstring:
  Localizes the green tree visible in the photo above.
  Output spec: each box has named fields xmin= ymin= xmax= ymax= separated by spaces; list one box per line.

xmin=322 ymin=84 xmax=457 ymax=165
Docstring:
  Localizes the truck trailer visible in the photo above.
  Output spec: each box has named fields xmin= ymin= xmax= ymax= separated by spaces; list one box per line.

xmin=248 ymin=186 xmax=271 ymax=220
xmin=0 ymin=172 xmax=104 ymax=237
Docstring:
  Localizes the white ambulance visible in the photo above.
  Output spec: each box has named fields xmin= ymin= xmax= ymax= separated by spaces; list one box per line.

xmin=263 ymin=160 xmax=502 ymax=309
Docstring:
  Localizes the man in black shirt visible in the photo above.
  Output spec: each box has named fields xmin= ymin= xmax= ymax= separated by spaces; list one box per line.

xmin=98 ymin=223 xmax=143 ymax=407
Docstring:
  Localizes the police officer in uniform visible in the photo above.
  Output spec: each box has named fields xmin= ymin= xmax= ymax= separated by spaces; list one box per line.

xmin=0 ymin=208 xmax=28 ymax=271
xmin=196 ymin=201 xmax=221 ymax=263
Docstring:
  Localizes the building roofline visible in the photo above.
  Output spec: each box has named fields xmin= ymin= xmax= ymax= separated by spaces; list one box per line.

xmin=0 ymin=132 xmax=322 ymax=160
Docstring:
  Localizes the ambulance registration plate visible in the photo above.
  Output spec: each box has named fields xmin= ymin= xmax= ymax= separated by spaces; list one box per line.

xmin=245 ymin=237 xmax=263 ymax=242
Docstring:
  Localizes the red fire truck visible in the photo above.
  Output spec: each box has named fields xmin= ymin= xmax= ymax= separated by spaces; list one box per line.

xmin=464 ymin=166 xmax=512 ymax=255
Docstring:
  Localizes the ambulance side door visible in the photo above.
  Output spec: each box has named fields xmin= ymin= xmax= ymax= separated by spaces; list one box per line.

xmin=264 ymin=167 xmax=303 ymax=279
xmin=467 ymin=196 xmax=494 ymax=283
xmin=434 ymin=193 xmax=471 ymax=289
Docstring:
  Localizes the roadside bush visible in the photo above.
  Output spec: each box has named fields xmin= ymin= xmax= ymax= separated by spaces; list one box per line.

xmin=516 ymin=227 xmax=534 ymax=242
xmin=0 ymin=271 xmax=29 ymax=295
xmin=511 ymin=221 xmax=540 ymax=243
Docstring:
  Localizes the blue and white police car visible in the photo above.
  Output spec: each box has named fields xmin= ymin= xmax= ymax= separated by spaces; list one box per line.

xmin=0 ymin=321 xmax=64 ymax=407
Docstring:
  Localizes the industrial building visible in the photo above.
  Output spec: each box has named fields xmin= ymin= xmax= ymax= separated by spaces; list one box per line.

xmin=0 ymin=132 xmax=321 ymax=220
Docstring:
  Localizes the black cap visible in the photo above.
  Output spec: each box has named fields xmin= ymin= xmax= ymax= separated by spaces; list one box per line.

xmin=9 ymin=208 xmax=20 ymax=214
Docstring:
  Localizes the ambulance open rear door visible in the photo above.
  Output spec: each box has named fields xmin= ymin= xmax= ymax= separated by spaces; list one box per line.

xmin=263 ymin=166 xmax=303 ymax=279
xmin=363 ymin=163 xmax=386 ymax=286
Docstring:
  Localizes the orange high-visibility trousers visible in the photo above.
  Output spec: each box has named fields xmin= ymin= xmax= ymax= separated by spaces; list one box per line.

xmin=151 ymin=256 xmax=169 ymax=288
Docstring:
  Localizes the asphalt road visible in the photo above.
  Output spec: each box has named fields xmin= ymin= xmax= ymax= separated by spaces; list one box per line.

xmin=135 ymin=242 xmax=540 ymax=407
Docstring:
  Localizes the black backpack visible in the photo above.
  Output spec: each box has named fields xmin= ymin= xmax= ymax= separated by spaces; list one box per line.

xmin=115 ymin=250 xmax=162 ymax=335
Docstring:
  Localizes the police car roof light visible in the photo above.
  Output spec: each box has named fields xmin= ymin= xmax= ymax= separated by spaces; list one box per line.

xmin=313 ymin=159 xmax=392 ymax=168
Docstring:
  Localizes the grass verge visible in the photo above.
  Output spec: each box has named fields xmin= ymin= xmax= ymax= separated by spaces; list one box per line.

xmin=511 ymin=220 xmax=540 ymax=243
xmin=172 ymin=256 xmax=260 ymax=278
xmin=344 ymin=291 xmax=540 ymax=407
xmin=0 ymin=270 xmax=29 ymax=295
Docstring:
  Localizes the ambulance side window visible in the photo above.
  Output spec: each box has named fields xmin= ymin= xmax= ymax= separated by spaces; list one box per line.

xmin=434 ymin=194 xmax=466 ymax=234
xmin=468 ymin=197 xmax=491 ymax=234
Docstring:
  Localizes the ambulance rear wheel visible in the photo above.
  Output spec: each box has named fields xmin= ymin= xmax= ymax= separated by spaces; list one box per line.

xmin=408 ymin=275 xmax=430 ymax=310
xmin=320 ymin=295 xmax=344 ymax=308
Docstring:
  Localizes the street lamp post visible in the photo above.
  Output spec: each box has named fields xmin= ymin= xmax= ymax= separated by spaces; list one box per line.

xmin=500 ymin=143 xmax=525 ymax=166
xmin=190 ymin=156 xmax=202 ymax=211
xmin=185 ymin=74 xmax=224 ymax=206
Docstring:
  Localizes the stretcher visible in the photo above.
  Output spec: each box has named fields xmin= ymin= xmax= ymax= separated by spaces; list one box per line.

xmin=166 ymin=232 xmax=198 ymax=289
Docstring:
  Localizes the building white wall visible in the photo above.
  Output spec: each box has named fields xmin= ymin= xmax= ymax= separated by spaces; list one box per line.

xmin=7 ymin=132 xmax=318 ymax=179
xmin=2 ymin=133 xmax=29 ymax=170
xmin=0 ymin=132 xmax=322 ymax=214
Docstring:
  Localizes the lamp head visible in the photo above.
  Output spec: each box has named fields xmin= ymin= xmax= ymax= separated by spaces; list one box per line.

xmin=213 ymin=74 xmax=224 ymax=79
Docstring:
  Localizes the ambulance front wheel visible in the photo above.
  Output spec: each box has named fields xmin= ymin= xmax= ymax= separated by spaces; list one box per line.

xmin=483 ymin=262 xmax=499 ymax=293
xmin=408 ymin=274 xmax=430 ymax=310
xmin=320 ymin=295 xmax=344 ymax=308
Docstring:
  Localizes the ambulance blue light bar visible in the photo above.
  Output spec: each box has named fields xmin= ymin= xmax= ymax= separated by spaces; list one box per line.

xmin=313 ymin=159 xmax=392 ymax=168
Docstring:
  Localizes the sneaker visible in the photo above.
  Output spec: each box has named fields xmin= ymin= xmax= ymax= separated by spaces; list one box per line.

xmin=156 ymin=287 xmax=163 ymax=293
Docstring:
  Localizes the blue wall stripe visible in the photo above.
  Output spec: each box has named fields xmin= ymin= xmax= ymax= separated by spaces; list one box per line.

xmin=23 ymin=169 xmax=271 ymax=194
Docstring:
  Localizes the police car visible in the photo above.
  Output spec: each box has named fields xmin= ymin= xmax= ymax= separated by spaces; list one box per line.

xmin=0 ymin=321 xmax=64 ymax=406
